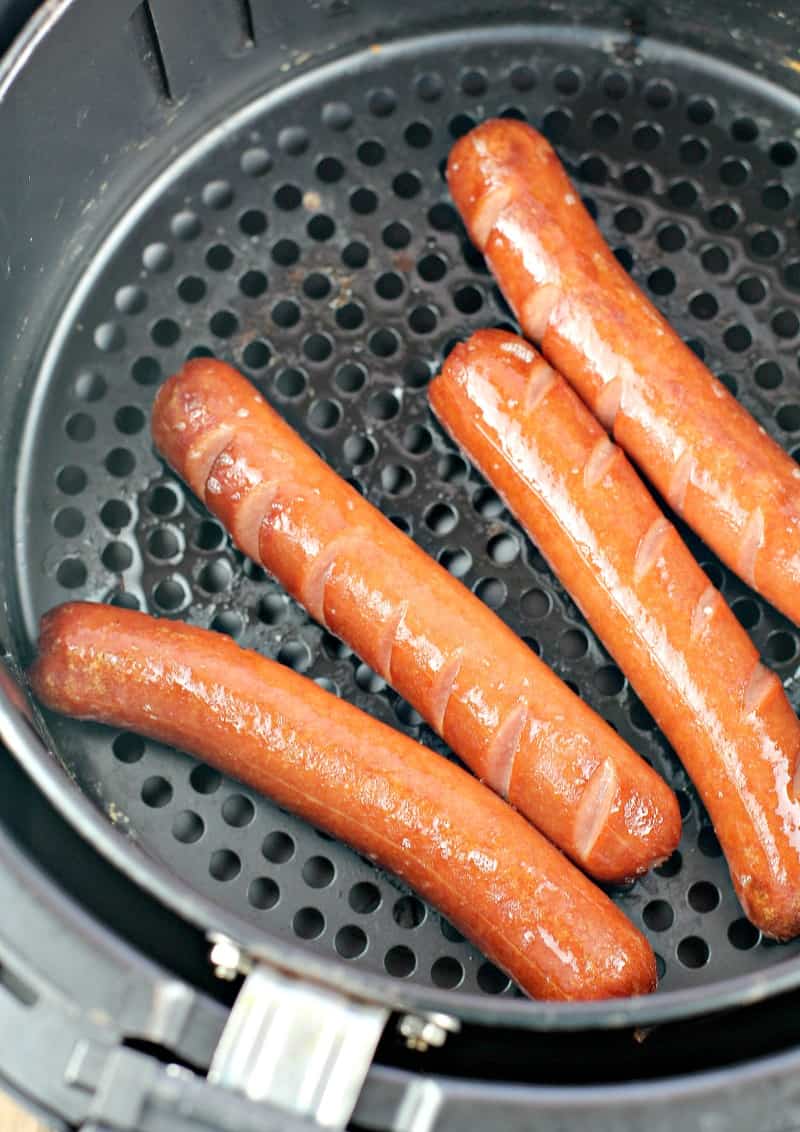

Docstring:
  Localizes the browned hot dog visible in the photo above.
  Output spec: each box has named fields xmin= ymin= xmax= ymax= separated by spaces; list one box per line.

xmin=430 ymin=329 xmax=800 ymax=939
xmin=448 ymin=119 xmax=800 ymax=628
xmin=29 ymin=601 xmax=657 ymax=1001
xmin=151 ymin=358 xmax=680 ymax=883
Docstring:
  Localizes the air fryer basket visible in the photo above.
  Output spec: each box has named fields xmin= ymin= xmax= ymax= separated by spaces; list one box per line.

xmin=2 ymin=0 xmax=800 ymax=1036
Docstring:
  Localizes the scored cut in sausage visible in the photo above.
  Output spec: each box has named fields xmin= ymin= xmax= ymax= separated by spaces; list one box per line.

xmin=29 ymin=601 xmax=657 ymax=1001
xmin=430 ymin=329 xmax=800 ymax=940
xmin=152 ymin=358 xmax=681 ymax=883
xmin=447 ymin=118 xmax=800 ymax=629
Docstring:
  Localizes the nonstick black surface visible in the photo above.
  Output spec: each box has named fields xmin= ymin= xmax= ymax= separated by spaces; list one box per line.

xmin=13 ymin=26 xmax=800 ymax=1000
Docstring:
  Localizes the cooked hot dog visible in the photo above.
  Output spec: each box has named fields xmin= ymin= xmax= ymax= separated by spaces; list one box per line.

xmin=448 ymin=119 xmax=800 ymax=629
xmin=431 ymin=329 xmax=800 ymax=939
xmin=151 ymin=358 xmax=680 ymax=883
xmin=29 ymin=601 xmax=657 ymax=1001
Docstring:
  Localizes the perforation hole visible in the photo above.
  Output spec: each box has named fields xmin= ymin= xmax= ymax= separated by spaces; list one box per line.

xmin=701 ymin=245 xmax=729 ymax=274
xmin=731 ymin=116 xmax=758 ymax=142
xmin=648 ymin=267 xmax=675 ymax=295
xmin=54 ymin=507 xmax=85 ymax=537
xmin=688 ymin=881 xmax=720 ymax=913
xmin=336 ymin=302 xmax=365 ymax=330
xmin=405 ymin=121 xmax=433 ymax=148
xmin=153 ymin=577 xmax=189 ymax=612
xmin=349 ymin=882 xmax=380 ymax=914
xmin=771 ymin=140 xmax=797 ymax=166
xmin=240 ymin=144 xmax=272 ymax=176
xmin=655 ymin=851 xmax=682 ymax=878
xmin=335 ymin=926 xmax=367 ymax=959
xmin=438 ymin=547 xmax=471 ymax=577
xmin=303 ymin=856 xmax=335 ymax=888
xmin=751 ymin=229 xmax=780 ymax=258
xmin=342 ymin=241 xmax=369 ymax=268
xmin=644 ymin=79 xmax=673 ymax=109
xmin=168 ymin=810 xmax=204 ymax=845
xmin=210 ymin=850 xmax=241 ymax=882
xmin=729 ymin=918 xmax=760 ymax=950
xmin=633 ymin=123 xmax=662 ymax=151
xmin=541 ymin=108 xmax=571 ymax=142
xmin=198 ymin=559 xmax=232 ymax=594
xmin=560 ymin=628 xmax=589 ymax=658
xmin=385 ymin=946 xmax=416 ymax=977
xmin=393 ymin=170 xmax=421 ymax=198
xmin=678 ymin=936 xmax=710 ymax=968
xmin=657 ymin=223 xmax=687 ymax=252
xmin=277 ymin=639 xmax=312 ymax=672
xmin=765 ymin=630 xmax=797 ymax=663
xmin=719 ymin=157 xmax=749 ymax=186
xmin=141 ymin=776 xmax=172 ymax=810
xmin=755 ymin=361 xmax=782 ymax=389
xmin=221 ymin=794 xmax=255 ymax=828
xmin=142 ymin=242 xmax=173 ymax=272
xmin=474 ymin=577 xmax=506 ymax=609
xmin=248 ymin=878 xmax=279 ymax=910
xmin=151 ymin=318 xmax=180 ymax=347
xmin=190 ymin=765 xmax=221 ymax=795
xmin=113 ymin=732 xmax=144 ymax=764
xmin=591 ymin=110 xmax=620 ymax=140
xmin=101 ymin=541 xmax=132 ymax=572
xmin=210 ymin=611 xmax=243 ymax=638
xmin=425 ymin=502 xmax=458 ymax=535
xmin=131 ymin=355 xmax=161 ymax=386
xmin=687 ymin=96 xmax=715 ymax=124
xmin=275 ymin=368 xmax=307 ymax=400
xmin=669 ymin=179 xmax=698 ymax=208
xmin=431 ymin=956 xmax=464 ymax=988
xmin=698 ymin=826 xmax=722 ymax=857
xmin=478 ymin=963 xmax=511 ymax=994
xmin=350 ymin=187 xmax=378 ymax=215
xmin=690 ymin=292 xmax=718 ymax=320
xmin=487 ymin=532 xmax=519 ymax=566
xmin=65 ymin=412 xmax=95 ymax=443
xmin=772 ymin=310 xmax=799 ymax=339
xmin=643 ymin=900 xmax=674 ymax=931
xmin=344 ymin=433 xmax=376 ymax=465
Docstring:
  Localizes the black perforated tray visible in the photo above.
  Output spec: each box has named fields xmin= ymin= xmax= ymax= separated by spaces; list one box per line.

xmin=12 ymin=25 xmax=800 ymax=1004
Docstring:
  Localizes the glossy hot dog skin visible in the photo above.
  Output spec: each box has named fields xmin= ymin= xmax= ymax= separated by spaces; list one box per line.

xmin=448 ymin=119 xmax=800 ymax=628
xmin=431 ymin=330 xmax=800 ymax=939
xmin=152 ymin=359 xmax=680 ymax=883
xmin=29 ymin=602 xmax=657 ymax=1001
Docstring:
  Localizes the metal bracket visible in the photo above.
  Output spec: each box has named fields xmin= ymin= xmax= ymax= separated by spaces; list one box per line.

xmin=208 ymin=961 xmax=390 ymax=1129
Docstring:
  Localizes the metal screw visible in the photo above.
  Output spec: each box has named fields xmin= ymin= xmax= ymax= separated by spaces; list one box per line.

xmin=209 ymin=934 xmax=244 ymax=981
xmin=398 ymin=1012 xmax=460 ymax=1051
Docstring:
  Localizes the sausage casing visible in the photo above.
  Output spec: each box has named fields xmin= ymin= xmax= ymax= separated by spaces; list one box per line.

xmin=152 ymin=359 xmax=681 ymax=882
xmin=29 ymin=601 xmax=658 ymax=1001
xmin=448 ymin=118 xmax=800 ymax=629
xmin=431 ymin=329 xmax=800 ymax=939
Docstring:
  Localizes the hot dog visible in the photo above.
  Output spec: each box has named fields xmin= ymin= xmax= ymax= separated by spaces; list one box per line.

xmin=152 ymin=359 xmax=680 ymax=883
xmin=29 ymin=601 xmax=657 ymax=1001
xmin=447 ymin=119 xmax=800 ymax=628
xmin=430 ymin=329 xmax=800 ymax=939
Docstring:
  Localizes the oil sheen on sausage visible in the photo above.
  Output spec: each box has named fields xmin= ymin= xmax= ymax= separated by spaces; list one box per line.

xmin=152 ymin=358 xmax=681 ymax=883
xmin=447 ymin=118 xmax=800 ymax=630
xmin=29 ymin=602 xmax=658 ymax=1001
xmin=430 ymin=329 xmax=800 ymax=940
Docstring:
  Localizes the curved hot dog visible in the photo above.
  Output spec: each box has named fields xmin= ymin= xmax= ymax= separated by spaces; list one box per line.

xmin=430 ymin=329 xmax=800 ymax=939
xmin=152 ymin=359 xmax=680 ymax=883
xmin=29 ymin=602 xmax=657 ymax=1001
xmin=448 ymin=119 xmax=800 ymax=629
